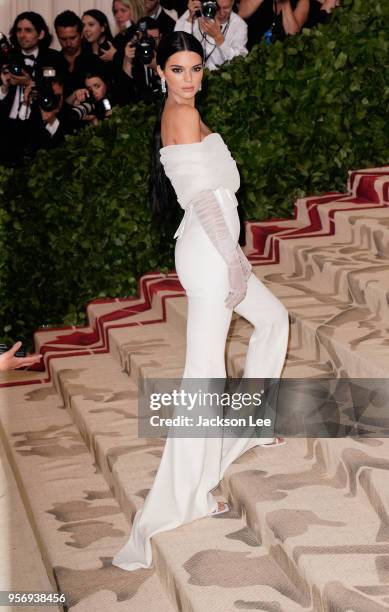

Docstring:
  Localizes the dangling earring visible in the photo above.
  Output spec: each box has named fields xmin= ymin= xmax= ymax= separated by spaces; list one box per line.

xmin=198 ymin=82 xmax=202 ymax=92
xmin=161 ymin=77 xmax=166 ymax=93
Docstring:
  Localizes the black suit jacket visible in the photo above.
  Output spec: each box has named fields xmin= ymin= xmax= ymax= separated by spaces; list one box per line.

xmin=153 ymin=9 xmax=176 ymax=34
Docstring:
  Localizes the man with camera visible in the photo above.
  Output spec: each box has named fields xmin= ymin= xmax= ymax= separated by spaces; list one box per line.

xmin=0 ymin=11 xmax=67 ymax=165
xmin=115 ymin=17 xmax=163 ymax=105
xmin=54 ymin=11 xmax=106 ymax=100
xmin=174 ymin=0 xmax=248 ymax=71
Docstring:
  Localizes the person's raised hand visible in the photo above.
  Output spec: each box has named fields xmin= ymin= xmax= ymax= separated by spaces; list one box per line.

xmin=22 ymin=79 xmax=35 ymax=105
xmin=0 ymin=342 xmax=42 ymax=371
xmin=73 ymin=88 xmax=90 ymax=104
xmin=100 ymin=41 xmax=117 ymax=62
xmin=188 ymin=0 xmax=202 ymax=20
xmin=124 ymin=41 xmax=136 ymax=61
xmin=9 ymin=69 xmax=31 ymax=88
xmin=0 ymin=67 xmax=12 ymax=90
xmin=200 ymin=15 xmax=223 ymax=43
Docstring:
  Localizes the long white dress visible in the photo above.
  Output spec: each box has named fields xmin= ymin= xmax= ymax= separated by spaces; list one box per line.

xmin=112 ymin=133 xmax=289 ymax=570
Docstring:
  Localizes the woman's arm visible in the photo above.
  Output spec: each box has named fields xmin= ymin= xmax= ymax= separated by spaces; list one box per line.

xmin=238 ymin=0 xmax=265 ymax=21
xmin=278 ymin=0 xmax=310 ymax=34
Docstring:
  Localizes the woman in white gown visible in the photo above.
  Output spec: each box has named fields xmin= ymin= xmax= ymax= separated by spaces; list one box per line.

xmin=112 ymin=32 xmax=289 ymax=571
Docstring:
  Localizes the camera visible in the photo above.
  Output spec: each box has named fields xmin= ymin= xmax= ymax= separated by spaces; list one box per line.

xmin=132 ymin=20 xmax=155 ymax=65
xmin=0 ymin=32 xmax=12 ymax=65
xmin=29 ymin=67 xmax=61 ymax=112
xmin=71 ymin=96 xmax=112 ymax=121
xmin=0 ymin=33 xmax=27 ymax=77
xmin=98 ymin=39 xmax=111 ymax=56
xmin=195 ymin=0 xmax=218 ymax=19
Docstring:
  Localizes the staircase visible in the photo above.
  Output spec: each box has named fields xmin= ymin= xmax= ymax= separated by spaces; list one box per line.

xmin=1 ymin=166 xmax=389 ymax=611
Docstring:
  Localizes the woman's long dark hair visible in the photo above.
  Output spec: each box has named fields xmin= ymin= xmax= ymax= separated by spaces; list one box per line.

xmin=149 ymin=32 xmax=204 ymax=221
xmin=82 ymin=9 xmax=114 ymax=53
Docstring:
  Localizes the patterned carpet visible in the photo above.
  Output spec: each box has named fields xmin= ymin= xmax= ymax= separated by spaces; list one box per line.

xmin=1 ymin=166 xmax=389 ymax=611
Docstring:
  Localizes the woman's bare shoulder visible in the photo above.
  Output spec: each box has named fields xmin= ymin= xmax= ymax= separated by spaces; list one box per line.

xmin=162 ymin=104 xmax=201 ymax=145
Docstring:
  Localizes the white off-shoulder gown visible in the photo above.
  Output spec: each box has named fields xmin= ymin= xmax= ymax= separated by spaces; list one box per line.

xmin=112 ymin=133 xmax=289 ymax=570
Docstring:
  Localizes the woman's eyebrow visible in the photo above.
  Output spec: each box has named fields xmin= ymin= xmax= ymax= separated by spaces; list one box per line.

xmin=169 ymin=64 xmax=203 ymax=68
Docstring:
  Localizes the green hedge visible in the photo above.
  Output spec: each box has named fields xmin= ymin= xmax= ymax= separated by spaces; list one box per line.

xmin=0 ymin=0 xmax=388 ymax=345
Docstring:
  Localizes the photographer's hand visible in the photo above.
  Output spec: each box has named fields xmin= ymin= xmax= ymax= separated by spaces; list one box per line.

xmin=188 ymin=0 xmax=202 ymax=21
xmin=123 ymin=42 xmax=136 ymax=77
xmin=22 ymin=80 xmax=35 ymax=105
xmin=0 ymin=342 xmax=42 ymax=371
xmin=9 ymin=69 xmax=32 ymax=88
xmin=200 ymin=16 xmax=224 ymax=44
xmin=0 ymin=68 xmax=12 ymax=93
xmin=100 ymin=41 xmax=117 ymax=62
xmin=72 ymin=88 xmax=90 ymax=104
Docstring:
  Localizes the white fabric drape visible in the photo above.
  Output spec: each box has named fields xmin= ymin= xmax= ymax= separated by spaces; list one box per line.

xmin=0 ymin=1 xmax=117 ymax=49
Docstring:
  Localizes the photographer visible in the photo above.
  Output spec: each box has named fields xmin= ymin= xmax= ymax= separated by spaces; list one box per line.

xmin=0 ymin=12 xmax=67 ymax=165
xmin=68 ymin=69 xmax=114 ymax=127
xmin=174 ymin=0 xmax=248 ymax=71
xmin=115 ymin=17 xmax=162 ymax=105
xmin=239 ymin=0 xmax=310 ymax=48
xmin=112 ymin=0 xmax=146 ymax=52
xmin=25 ymin=72 xmax=82 ymax=151
xmin=54 ymin=10 xmax=106 ymax=99
xmin=82 ymin=9 xmax=117 ymax=65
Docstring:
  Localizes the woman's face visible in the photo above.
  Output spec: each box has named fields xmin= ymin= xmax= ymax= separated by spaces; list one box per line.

xmin=85 ymin=76 xmax=108 ymax=100
xmin=158 ymin=51 xmax=203 ymax=102
xmin=82 ymin=16 xmax=105 ymax=44
xmin=113 ymin=1 xmax=133 ymax=29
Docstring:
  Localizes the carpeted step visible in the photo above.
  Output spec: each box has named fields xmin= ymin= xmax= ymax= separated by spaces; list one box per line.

xmin=0 ymin=383 xmax=176 ymax=612
xmin=216 ymin=437 xmax=389 ymax=611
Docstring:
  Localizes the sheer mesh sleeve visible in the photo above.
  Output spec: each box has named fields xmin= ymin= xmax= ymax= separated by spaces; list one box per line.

xmin=189 ymin=190 xmax=252 ymax=308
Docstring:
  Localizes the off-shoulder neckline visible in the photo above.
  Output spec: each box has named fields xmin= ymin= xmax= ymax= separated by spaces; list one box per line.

xmin=160 ymin=132 xmax=220 ymax=152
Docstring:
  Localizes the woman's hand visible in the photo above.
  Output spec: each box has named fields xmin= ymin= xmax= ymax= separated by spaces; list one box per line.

xmin=83 ymin=114 xmax=99 ymax=126
xmin=226 ymin=262 xmax=248 ymax=309
xmin=100 ymin=41 xmax=117 ymax=62
xmin=0 ymin=342 xmax=42 ymax=371
xmin=72 ymin=88 xmax=90 ymax=104
xmin=124 ymin=41 xmax=136 ymax=61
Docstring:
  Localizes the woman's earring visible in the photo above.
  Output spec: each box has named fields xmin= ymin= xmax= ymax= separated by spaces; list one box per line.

xmin=161 ymin=77 xmax=166 ymax=93
xmin=198 ymin=82 xmax=202 ymax=91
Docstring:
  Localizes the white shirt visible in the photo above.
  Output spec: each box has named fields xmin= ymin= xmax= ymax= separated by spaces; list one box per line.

xmin=0 ymin=47 xmax=39 ymax=120
xmin=174 ymin=11 xmax=248 ymax=71
xmin=0 ymin=47 xmax=60 ymax=135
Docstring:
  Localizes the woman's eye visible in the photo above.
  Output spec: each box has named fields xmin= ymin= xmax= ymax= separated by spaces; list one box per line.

xmin=193 ymin=66 xmax=202 ymax=72
xmin=172 ymin=68 xmax=182 ymax=73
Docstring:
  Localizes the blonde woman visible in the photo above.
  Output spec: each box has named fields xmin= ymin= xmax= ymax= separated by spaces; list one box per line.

xmin=112 ymin=0 xmax=146 ymax=32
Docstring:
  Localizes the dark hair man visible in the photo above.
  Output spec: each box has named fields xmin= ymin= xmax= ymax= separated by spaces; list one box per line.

xmin=0 ymin=12 xmax=66 ymax=165
xmin=54 ymin=10 xmax=105 ymax=98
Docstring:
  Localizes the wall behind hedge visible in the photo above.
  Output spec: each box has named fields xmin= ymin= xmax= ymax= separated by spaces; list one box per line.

xmin=0 ymin=0 xmax=388 ymax=346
